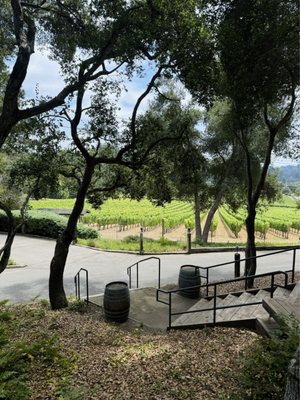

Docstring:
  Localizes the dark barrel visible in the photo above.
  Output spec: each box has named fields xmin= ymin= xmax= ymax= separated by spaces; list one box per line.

xmin=178 ymin=265 xmax=201 ymax=298
xmin=103 ymin=281 xmax=130 ymax=323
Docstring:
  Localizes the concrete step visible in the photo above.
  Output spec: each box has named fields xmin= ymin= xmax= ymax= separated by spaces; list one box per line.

xmin=256 ymin=317 xmax=279 ymax=338
xmin=217 ymin=292 xmax=256 ymax=322
xmin=173 ymin=297 xmax=223 ymax=327
xmin=290 ymin=283 xmax=300 ymax=303
xmin=273 ymin=287 xmax=291 ymax=298
xmin=231 ymin=290 xmax=271 ymax=320
xmin=173 ymin=284 xmax=297 ymax=328
xmin=216 ymin=294 xmax=240 ymax=322
xmin=254 ymin=289 xmax=271 ymax=300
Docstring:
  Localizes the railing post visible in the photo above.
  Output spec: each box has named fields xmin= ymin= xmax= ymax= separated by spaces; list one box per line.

xmin=292 ymin=248 xmax=296 ymax=283
xmin=234 ymin=247 xmax=240 ymax=278
xmin=187 ymin=228 xmax=192 ymax=254
xmin=78 ymin=274 xmax=81 ymax=300
xmin=206 ymin=269 xmax=209 ymax=297
xmin=169 ymin=292 xmax=172 ymax=329
xmin=86 ymin=270 xmax=89 ymax=303
xmin=75 ymin=276 xmax=78 ymax=299
xmin=128 ymin=268 xmax=132 ymax=289
xmin=271 ymin=274 xmax=275 ymax=298
xmin=136 ymin=263 xmax=139 ymax=289
xmin=213 ymin=284 xmax=217 ymax=324
xmin=139 ymin=227 xmax=144 ymax=255
xmin=158 ymin=258 xmax=161 ymax=289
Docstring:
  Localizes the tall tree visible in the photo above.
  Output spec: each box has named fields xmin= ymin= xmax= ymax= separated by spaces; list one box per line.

xmin=48 ymin=70 xmax=193 ymax=309
xmin=217 ymin=0 xmax=299 ymax=282
xmin=0 ymin=116 xmax=63 ymax=273
xmin=177 ymin=0 xmax=299 ymax=281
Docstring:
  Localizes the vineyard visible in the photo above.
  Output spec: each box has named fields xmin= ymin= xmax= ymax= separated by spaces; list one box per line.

xmin=30 ymin=196 xmax=300 ymax=244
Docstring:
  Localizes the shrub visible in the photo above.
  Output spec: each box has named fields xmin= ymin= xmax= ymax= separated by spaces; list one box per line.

xmin=0 ymin=302 xmax=74 ymax=400
xmin=0 ymin=210 xmax=98 ymax=240
xmin=220 ymin=315 xmax=300 ymax=400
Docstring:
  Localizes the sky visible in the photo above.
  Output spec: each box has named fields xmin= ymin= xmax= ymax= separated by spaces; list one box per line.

xmin=10 ymin=49 xmax=299 ymax=168
xmin=21 ymin=49 xmax=157 ymax=125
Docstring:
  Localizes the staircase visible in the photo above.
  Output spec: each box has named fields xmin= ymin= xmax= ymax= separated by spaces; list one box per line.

xmin=172 ymin=283 xmax=300 ymax=335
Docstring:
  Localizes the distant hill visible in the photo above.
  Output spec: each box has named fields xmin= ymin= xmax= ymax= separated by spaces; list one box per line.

xmin=275 ymin=165 xmax=300 ymax=184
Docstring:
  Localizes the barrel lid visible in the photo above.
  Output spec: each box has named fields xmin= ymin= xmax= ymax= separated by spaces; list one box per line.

xmin=106 ymin=281 xmax=128 ymax=290
xmin=180 ymin=265 xmax=200 ymax=272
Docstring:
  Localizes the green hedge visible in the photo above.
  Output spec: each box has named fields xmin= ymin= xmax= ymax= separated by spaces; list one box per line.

xmin=0 ymin=210 xmax=98 ymax=240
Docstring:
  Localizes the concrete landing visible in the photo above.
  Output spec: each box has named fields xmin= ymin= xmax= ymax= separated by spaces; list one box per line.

xmin=89 ymin=287 xmax=198 ymax=330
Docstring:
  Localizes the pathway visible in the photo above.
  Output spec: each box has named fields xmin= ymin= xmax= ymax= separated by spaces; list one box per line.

xmin=0 ymin=234 xmax=298 ymax=304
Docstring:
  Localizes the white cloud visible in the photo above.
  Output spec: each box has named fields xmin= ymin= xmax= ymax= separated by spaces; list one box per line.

xmin=22 ymin=49 xmax=64 ymax=99
xmin=20 ymin=51 xmax=157 ymax=122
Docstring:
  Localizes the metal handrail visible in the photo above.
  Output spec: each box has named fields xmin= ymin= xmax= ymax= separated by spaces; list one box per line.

xmin=203 ymin=246 xmax=298 ymax=296
xmin=157 ymin=270 xmax=290 ymax=329
xmin=204 ymin=246 xmax=299 ymax=270
xmin=74 ymin=268 xmax=89 ymax=302
xmin=127 ymin=256 xmax=161 ymax=289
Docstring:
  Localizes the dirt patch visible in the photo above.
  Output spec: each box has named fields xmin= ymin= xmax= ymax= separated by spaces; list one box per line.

xmin=99 ymin=217 xmax=299 ymax=245
xmin=10 ymin=304 xmax=257 ymax=400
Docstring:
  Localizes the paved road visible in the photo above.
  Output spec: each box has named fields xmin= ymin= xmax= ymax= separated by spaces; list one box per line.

xmin=0 ymin=234 xmax=299 ymax=303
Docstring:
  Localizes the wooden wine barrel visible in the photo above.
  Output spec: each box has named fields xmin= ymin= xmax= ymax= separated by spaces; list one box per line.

xmin=103 ymin=281 xmax=130 ymax=323
xmin=178 ymin=265 xmax=201 ymax=298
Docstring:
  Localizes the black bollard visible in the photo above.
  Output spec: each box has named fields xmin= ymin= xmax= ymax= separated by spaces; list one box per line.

xmin=139 ymin=227 xmax=144 ymax=255
xmin=187 ymin=228 xmax=192 ymax=253
xmin=234 ymin=246 xmax=240 ymax=277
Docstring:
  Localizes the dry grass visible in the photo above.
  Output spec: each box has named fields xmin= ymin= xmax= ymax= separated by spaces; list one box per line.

xmin=5 ymin=272 xmax=299 ymax=399
xmin=4 ymin=302 xmax=259 ymax=400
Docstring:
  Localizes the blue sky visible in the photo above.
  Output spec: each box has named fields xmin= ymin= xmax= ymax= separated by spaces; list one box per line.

xmin=21 ymin=49 xmax=157 ymax=124
xmin=8 ymin=50 xmax=299 ymax=167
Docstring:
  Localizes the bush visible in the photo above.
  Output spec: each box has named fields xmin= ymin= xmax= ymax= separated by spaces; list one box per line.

xmin=0 ymin=302 xmax=72 ymax=400
xmin=220 ymin=315 xmax=300 ymax=400
xmin=0 ymin=210 xmax=98 ymax=240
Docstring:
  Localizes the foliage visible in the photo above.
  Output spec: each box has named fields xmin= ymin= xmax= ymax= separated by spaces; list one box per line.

xmin=220 ymin=315 xmax=300 ymax=400
xmin=0 ymin=303 xmax=72 ymax=400
xmin=0 ymin=210 xmax=98 ymax=240
xmin=30 ymin=198 xmax=87 ymax=210
xmin=78 ymin=236 xmax=187 ymax=252
xmin=68 ymin=299 xmax=89 ymax=314
xmin=219 ymin=207 xmax=243 ymax=238
xmin=81 ymin=198 xmax=194 ymax=230
xmin=209 ymin=215 xmax=219 ymax=234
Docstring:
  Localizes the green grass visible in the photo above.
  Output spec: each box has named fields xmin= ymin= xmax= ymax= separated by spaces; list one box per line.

xmin=271 ymin=195 xmax=297 ymax=208
xmin=78 ymin=236 xmax=187 ymax=252
xmin=30 ymin=197 xmax=299 ymax=252
xmin=29 ymin=198 xmax=91 ymax=210
xmin=77 ymin=237 xmax=299 ymax=253
xmin=0 ymin=301 xmax=74 ymax=400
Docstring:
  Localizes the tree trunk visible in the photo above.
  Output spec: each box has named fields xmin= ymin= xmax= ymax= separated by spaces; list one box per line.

xmin=0 ymin=202 xmax=24 ymax=274
xmin=245 ymin=209 xmax=257 ymax=288
xmin=202 ymin=191 xmax=223 ymax=244
xmin=49 ymin=162 xmax=94 ymax=309
xmin=194 ymin=191 xmax=202 ymax=243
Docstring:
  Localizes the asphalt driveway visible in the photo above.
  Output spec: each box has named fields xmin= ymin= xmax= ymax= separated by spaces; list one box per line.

xmin=0 ymin=234 xmax=299 ymax=303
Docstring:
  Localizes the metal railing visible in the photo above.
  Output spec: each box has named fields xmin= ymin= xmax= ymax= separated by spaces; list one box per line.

xmin=74 ymin=268 xmax=89 ymax=302
xmin=127 ymin=256 xmax=161 ymax=289
xmin=157 ymin=270 xmax=290 ymax=329
xmin=203 ymin=246 xmax=298 ymax=296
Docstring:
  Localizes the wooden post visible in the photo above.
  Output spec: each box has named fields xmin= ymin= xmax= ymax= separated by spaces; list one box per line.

xmin=139 ymin=227 xmax=144 ymax=255
xmin=187 ymin=228 xmax=192 ymax=254
xmin=234 ymin=246 xmax=240 ymax=277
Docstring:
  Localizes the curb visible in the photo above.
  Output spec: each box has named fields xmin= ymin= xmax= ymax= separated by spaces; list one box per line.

xmin=75 ymin=243 xmax=299 ymax=255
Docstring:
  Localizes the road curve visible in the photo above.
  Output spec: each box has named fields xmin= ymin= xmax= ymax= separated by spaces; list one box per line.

xmin=0 ymin=234 xmax=298 ymax=303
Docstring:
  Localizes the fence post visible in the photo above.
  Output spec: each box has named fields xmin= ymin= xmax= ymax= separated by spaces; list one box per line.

xmin=187 ymin=228 xmax=192 ymax=253
xmin=139 ymin=227 xmax=144 ymax=255
xmin=234 ymin=246 xmax=240 ymax=278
